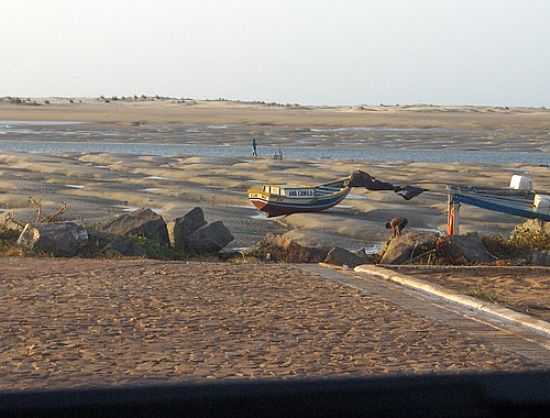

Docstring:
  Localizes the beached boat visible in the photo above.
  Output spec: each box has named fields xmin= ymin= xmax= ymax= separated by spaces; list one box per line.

xmin=448 ymin=184 xmax=550 ymax=221
xmin=248 ymin=170 xmax=425 ymax=217
xmin=446 ymin=184 xmax=550 ymax=235
xmin=248 ymin=178 xmax=351 ymax=217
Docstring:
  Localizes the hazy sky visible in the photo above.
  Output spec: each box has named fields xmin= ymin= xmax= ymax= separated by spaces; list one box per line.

xmin=2 ymin=0 xmax=549 ymax=106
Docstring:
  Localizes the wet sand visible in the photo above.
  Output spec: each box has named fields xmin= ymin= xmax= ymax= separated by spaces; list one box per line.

xmin=1 ymin=151 xmax=548 ymax=250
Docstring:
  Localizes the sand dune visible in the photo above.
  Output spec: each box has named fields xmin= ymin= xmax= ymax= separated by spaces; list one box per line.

xmin=1 ymin=151 xmax=546 ymax=250
xmin=1 ymin=99 xmax=550 ymax=130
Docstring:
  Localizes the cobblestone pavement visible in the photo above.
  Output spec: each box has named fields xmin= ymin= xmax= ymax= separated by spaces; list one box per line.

xmin=0 ymin=258 xmax=546 ymax=390
xmin=392 ymin=266 xmax=550 ymax=322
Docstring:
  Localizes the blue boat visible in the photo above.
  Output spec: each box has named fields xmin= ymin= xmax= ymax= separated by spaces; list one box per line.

xmin=448 ymin=185 xmax=550 ymax=222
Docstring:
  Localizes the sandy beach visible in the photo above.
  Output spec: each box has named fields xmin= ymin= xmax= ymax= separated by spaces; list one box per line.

xmin=1 ymin=152 xmax=549 ymax=251
xmin=1 ymin=99 xmax=550 ymax=249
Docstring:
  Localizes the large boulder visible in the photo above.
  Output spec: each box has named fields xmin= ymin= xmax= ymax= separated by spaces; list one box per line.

xmin=185 ymin=221 xmax=234 ymax=254
xmin=100 ymin=208 xmax=169 ymax=246
xmin=380 ymin=232 xmax=438 ymax=264
xmin=169 ymin=207 xmax=207 ymax=251
xmin=447 ymin=233 xmax=493 ymax=264
xmin=17 ymin=222 xmax=89 ymax=256
xmin=247 ymin=230 xmax=332 ymax=263
xmin=323 ymin=247 xmax=363 ymax=268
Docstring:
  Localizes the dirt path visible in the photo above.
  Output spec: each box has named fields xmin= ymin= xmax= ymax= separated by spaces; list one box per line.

xmin=0 ymin=258 xmax=545 ymax=390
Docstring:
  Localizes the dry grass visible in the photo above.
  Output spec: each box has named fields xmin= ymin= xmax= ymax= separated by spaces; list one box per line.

xmin=0 ymin=227 xmax=22 ymax=257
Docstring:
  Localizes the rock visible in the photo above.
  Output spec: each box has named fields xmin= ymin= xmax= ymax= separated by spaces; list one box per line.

xmin=380 ymin=232 xmax=438 ymax=264
xmin=100 ymin=208 xmax=169 ymax=246
xmin=105 ymin=236 xmax=146 ymax=257
xmin=17 ymin=222 xmax=88 ymax=256
xmin=170 ymin=207 xmax=207 ymax=251
xmin=324 ymin=247 xmax=363 ymax=268
xmin=447 ymin=233 xmax=493 ymax=264
xmin=247 ymin=230 xmax=332 ymax=263
xmin=529 ymin=250 xmax=550 ymax=266
xmin=83 ymin=230 xmax=146 ymax=257
xmin=185 ymin=221 xmax=234 ymax=254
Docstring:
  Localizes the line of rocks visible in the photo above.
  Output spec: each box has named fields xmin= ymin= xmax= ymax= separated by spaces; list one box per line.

xmin=13 ymin=207 xmax=234 ymax=258
xmin=237 ymin=230 xmax=376 ymax=268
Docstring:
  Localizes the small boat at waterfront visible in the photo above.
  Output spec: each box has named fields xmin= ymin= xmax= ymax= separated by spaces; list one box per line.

xmin=248 ymin=178 xmax=351 ymax=217
xmin=447 ymin=184 xmax=550 ymax=235
xmin=248 ymin=170 xmax=425 ymax=217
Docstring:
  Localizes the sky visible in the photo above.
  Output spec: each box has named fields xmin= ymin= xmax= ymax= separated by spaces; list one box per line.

xmin=1 ymin=0 xmax=550 ymax=106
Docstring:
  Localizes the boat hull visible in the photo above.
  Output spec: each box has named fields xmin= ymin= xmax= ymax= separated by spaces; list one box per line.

xmin=452 ymin=190 xmax=550 ymax=222
xmin=249 ymin=189 xmax=350 ymax=217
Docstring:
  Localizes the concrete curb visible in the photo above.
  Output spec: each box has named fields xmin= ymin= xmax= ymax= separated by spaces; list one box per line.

xmin=354 ymin=264 xmax=550 ymax=338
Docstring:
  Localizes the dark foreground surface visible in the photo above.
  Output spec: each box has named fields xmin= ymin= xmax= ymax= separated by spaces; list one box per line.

xmin=2 ymin=372 xmax=550 ymax=418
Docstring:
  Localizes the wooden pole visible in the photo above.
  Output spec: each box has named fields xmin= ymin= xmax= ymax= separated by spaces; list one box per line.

xmin=447 ymin=194 xmax=461 ymax=236
xmin=454 ymin=202 xmax=461 ymax=236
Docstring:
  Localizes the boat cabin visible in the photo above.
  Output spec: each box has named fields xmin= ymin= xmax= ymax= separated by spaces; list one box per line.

xmin=262 ymin=185 xmax=315 ymax=198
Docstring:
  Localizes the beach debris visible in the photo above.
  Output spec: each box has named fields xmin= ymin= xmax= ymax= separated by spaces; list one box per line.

xmin=1 ymin=212 xmax=26 ymax=231
xmin=2 ymin=198 xmax=70 ymax=231
xmin=445 ymin=233 xmax=493 ymax=264
xmin=169 ymin=207 xmax=207 ymax=252
xmin=385 ymin=217 xmax=408 ymax=238
xmin=246 ymin=230 xmax=332 ymax=263
xmin=185 ymin=221 xmax=234 ymax=254
xmin=323 ymin=247 xmax=363 ymax=268
xmin=100 ymin=208 xmax=170 ymax=247
xmin=17 ymin=222 xmax=88 ymax=256
xmin=380 ymin=231 xmax=438 ymax=264
xmin=272 ymin=148 xmax=284 ymax=160
xmin=29 ymin=197 xmax=69 ymax=223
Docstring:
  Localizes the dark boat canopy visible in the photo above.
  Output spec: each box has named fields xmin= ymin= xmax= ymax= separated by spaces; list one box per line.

xmin=350 ymin=170 xmax=426 ymax=200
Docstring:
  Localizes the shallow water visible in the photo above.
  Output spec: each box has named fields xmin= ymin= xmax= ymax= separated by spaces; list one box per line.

xmin=0 ymin=140 xmax=549 ymax=165
xmin=1 ymin=121 xmax=549 ymax=165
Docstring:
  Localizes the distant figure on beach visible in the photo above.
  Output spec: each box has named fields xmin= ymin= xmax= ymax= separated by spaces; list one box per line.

xmin=385 ymin=217 xmax=408 ymax=238
xmin=252 ymin=138 xmax=257 ymax=158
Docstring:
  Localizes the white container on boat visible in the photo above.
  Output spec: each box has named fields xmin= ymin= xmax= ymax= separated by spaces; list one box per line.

xmin=534 ymin=194 xmax=550 ymax=214
xmin=510 ymin=175 xmax=533 ymax=191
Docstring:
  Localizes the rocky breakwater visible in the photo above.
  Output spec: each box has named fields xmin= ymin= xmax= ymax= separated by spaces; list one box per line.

xmin=8 ymin=207 xmax=234 ymax=259
xmin=243 ymin=230 xmax=374 ymax=268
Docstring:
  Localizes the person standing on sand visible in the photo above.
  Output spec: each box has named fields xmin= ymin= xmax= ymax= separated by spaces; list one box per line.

xmin=252 ymin=138 xmax=257 ymax=158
